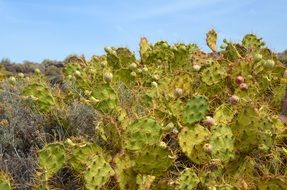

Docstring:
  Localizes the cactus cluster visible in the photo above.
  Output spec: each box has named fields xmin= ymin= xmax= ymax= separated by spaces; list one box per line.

xmin=0 ymin=30 xmax=287 ymax=189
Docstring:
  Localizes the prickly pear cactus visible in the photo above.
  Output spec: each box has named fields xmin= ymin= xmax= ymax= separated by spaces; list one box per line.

xmin=2 ymin=30 xmax=287 ymax=189
xmin=38 ymin=142 xmax=66 ymax=179
xmin=22 ymin=83 xmax=55 ymax=113
xmin=132 ymin=145 xmax=173 ymax=176
xmin=178 ymin=125 xmax=210 ymax=164
xmin=65 ymin=139 xmax=106 ymax=172
xmin=35 ymin=142 xmax=66 ymax=189
xmin=176 ymin=168 xmax=200 ymax=190
xmin=214 ymin=104 xmax=234 ymax=124
xmin=210 ymin=124 xmax=235 ymax=162
xmin=201 ymin=60 xmax=227 ymax=85
xmin=113 ymin=153 xmax=137 ymax=190
xmin=83 ymin=154 xmax=115 ymax=190
xmin=206 ymin=29 xmax=217 ymax=52
xmin=183 ymin=96 xmax=209 ymax=125
xmin=123 ymin=118 xmax=162 ymax=151
xmin=91 ymin=83 xmax=118 ymax=113
xmin=242 ymin=34 xmax=265 ymax=50
xmin=0 ymin=171 xmax=12 ymax=190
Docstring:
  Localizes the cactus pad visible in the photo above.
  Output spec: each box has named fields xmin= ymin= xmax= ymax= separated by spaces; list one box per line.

xmin=38 ymin=142 xmax=66 ymax=179
xmin=183 ymin=95 xmax=209 ymax=125
xmin=66 ymin=140 xmax=106 ymax=172
xmin=176 ymin=168 xmax=200 ymax=190
xmin=206 ymin=29 xmax=217 ymax=52
xmin=133 ymin=145 xmax=173 ymax=176
xmin=113 ymin=153 xmax=137 ymax=190
xmin=210 ymin=124 xmax=235 ymax=162
xmin=84 ymin=154 xmax=115 ymax=190
xmin=201 ymin=61 xmax=227 ymax=85
xmin=22 ymin=83 xmax=55 ymax=113
xmin=214 ymin=104 xmax=234 ymax=124
xmin=0 ymin=171 xmax=12 ymax=190
xmin=178 ymin=125 xmax=210 ymax=164
xmin=242 ymin=34 xmax=265 ymax=50
xmin=123 ymin=118 xmax=162 ymax=151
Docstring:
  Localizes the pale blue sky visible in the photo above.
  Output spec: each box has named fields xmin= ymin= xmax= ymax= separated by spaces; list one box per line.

xmin=0 ymin=0 xmax=286 ymax=62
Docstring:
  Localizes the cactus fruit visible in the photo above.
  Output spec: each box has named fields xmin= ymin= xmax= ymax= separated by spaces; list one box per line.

xmin=74 ymin=70 xmax=81 ymax=77
xmin=35 ymin=68 xmax=41 ymax=74
xmin=203 ymin=116 xmax=215 ymax=127
xmin=178 ymin=125 xmax=210 ymax=164
xmin=229 ymin=95 xmax=239 ymax=104
xmin=264 ymin=59 xmax=275 ymax=68
xmin=8 ymin=77 xmax=16 ymax=84
xmin=235 ymin=76 xmax=245 ymax=85
xmin=84 ymin=154 xmax=115 ymax=190
xmin=206 ymin=29 xmax=217 ymax=52
xmin=103 ymin=72 xmax=113 ymax=83
xmin=239 ymin=83 xmax=248 ymax=91
xmin=174 ymin=88 xmax=183 ymax=98
xmin=183 ymin=95 xmax=209 ymax=125
xmin=254 ymin=53 xmax=263 ymax=62
xmin=129 ymin=62 xmax=137 ymax=70
xmin=151 ymin=81 xmax=158 ymax=88
xmin=192 ymin=64 xmax=201 ymax=71
xmin=130 ymin=71 xmax=137 ymax=77
xmin=17 ymin=72 xmax=25 ymax=78
xmin=176 ymin=168 xmax=200 ymax=190
xmin=203 ymin=143 xmax=213 ymax=154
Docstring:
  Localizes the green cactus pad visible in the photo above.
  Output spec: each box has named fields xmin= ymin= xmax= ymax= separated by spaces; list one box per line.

xmin=191 ymin=50 xmax=208 ymax=66
xmin=22 ymin=83 xmax=55 ymax=113
xmin=206 ymin=29 xmax=217 ymax=52
xmin=222 ymin=42 xmax=242 ymax=61
xmin=272 ymin=84 xmax=286 ymax=109
xmin=214 ymin=104 xmax=234 ymax=124
xmin=201 ymin=61 xmax=227 ymax=85
xmin=178 ymin=125 xmax=210 ymax=164
xmin=123 ymin=118 xmax=162 ymax=151
xmin=113 ymin=153 xmax=137 ymax=190
xmin=210 ymin=124 xmax=235 ymax=162
xmin=38 ymin=142 xmax=66 ymax=179
xmin=132 ymin=145 xmax=173 ymax=176
xmin=242 ymin=34 xmax=265 ymax=50
xmin=0 ymin=171 xmax=12 ymax=190
xmin=232 ymin=107 xmax=274 ymax=152
xmin=84 ymin=154 xmax=115 ymax=190
xmin=91 ymin=83 xmax=118 ymax=113
xmin=66 ymin=140 xmax=106 ymax=172
xmin=106 ymin=47 xmax=136 ymax=69
xmin=176 ymin=168 xmax=200 ymax=190
xmin=183 ymin=95 xmax=209 ymax=125
xmin=211 ymin=184 xmax=236 ymax=190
